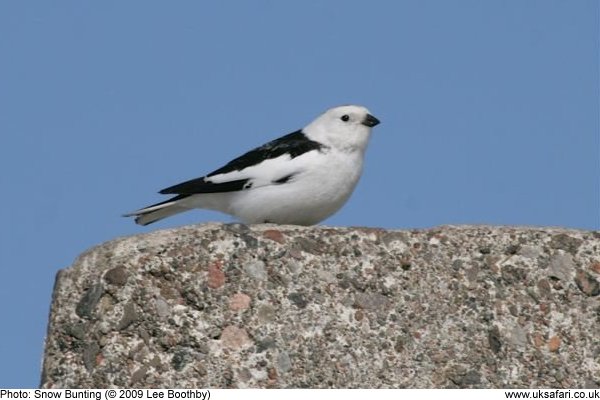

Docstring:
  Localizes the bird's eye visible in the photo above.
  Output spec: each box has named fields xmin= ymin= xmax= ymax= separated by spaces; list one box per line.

xmin=340 ymin=115 xmax=350 ymax=122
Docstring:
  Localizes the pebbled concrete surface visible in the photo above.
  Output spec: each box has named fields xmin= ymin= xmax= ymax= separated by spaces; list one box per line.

xmin=41 ymin=224 xmax=600 ymax=388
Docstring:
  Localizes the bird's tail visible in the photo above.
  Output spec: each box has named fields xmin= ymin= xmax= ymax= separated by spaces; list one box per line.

xmin=123 ymin=195 xmax=190 ymax=226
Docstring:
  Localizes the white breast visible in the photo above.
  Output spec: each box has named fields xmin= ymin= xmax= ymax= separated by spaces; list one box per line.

xmin=228 ymin=149 xmax=365 ymax=225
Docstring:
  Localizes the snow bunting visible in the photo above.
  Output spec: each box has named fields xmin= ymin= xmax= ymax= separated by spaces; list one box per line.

xmin=125 ymin=105 xmax=380 ymax=225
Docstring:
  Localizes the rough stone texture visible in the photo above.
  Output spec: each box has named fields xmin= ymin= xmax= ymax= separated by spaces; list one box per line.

xmin=41 ymin=224 xmax=600 ymax=388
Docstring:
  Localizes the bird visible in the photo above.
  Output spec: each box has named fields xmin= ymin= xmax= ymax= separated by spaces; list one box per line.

xmin=124 ymin=104 xmax=380 ymax=226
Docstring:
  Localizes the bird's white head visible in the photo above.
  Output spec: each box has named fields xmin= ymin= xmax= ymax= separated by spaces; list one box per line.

xmin=303 ymin=105 xmax=380 ymax=153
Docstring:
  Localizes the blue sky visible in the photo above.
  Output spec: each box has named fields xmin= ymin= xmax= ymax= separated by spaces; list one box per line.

xmin=0 ymin=1 xmax=598 ymax=388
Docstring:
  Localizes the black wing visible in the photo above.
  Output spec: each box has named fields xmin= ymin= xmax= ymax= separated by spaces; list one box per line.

xmin=158 ymin=177 xmax=250 ymax=195
xmin=159 ymin=130 xmax=324 ymax=195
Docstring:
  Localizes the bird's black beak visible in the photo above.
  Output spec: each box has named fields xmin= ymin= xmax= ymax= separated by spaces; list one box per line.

xmin=362 ymin=114 xmax=380 ymax=127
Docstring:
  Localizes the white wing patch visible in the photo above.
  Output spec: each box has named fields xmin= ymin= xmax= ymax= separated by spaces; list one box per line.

xmin=205 ymin=151 xmax=321 ymax=190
